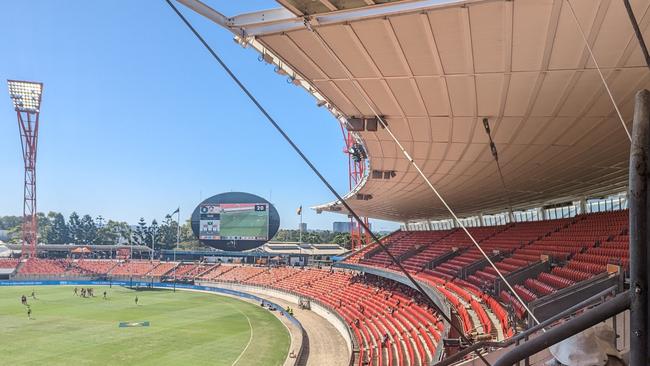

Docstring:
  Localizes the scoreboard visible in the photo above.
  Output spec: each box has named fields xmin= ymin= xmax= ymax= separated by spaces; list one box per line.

xmin=198 ymin=203 xmax=269 ymax=241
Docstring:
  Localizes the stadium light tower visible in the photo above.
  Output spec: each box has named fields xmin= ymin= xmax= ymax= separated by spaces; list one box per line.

xmin=342 ymin=129 xmax=371 ymax=251
xmin=7 ymin=80 xmax=43 ymax=258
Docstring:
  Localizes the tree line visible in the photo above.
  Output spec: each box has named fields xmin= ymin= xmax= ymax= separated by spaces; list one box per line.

xmin=271 ymin=229 xmax=355 ymax=248
xmin=0 ymin=212 xmax=198 ymax=250
xmin=0 ymin=214 xmax=380 ymax=250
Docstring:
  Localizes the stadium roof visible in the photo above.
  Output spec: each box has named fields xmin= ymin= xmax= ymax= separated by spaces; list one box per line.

xmin=180 ymin=0 xmax=650 ymax=222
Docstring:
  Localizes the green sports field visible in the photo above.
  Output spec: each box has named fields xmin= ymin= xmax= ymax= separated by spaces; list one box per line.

xmin=0 ymin=286 xmax=290 ymax=365
xmin=220 ymin=210 xmax=269 ymax=239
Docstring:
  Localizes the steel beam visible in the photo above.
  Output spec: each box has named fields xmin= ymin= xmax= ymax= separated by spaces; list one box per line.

xmin=623 ymin=0 xmax=650 ymax=69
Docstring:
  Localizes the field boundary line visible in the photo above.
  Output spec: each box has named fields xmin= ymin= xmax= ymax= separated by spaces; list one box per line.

xmin=231 ymin=306 xmax=254 ymax=366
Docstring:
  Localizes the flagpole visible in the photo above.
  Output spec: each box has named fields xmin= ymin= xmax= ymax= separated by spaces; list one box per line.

xmin=299 ymin=206 xmax=303 ymax=266
xmin=174 ymin=207 xmax=180 ymax=293
xmin=299 ymin=206 xmax=303 ymax=244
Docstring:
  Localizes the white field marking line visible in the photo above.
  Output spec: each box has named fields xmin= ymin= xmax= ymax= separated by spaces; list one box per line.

xmin=142 ymin=286 xmax=259 ymax=366
xmin=231 ymin=305 xmax=254 ymax=366
xmin=307 ymin=24 xmax=542 ymax=327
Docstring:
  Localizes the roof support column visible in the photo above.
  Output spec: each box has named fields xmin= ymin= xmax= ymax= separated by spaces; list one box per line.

xmin=579 ymin=197 xmax=587 ymax=215
xmin=629 ymin=89 xmax=650 ymax=365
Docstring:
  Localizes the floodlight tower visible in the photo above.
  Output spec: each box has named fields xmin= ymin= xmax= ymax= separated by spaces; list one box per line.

xmin=7 ymin=80 xmax=43 ymax=258
xmin=342 ymin=129 xmax=371 ymax=251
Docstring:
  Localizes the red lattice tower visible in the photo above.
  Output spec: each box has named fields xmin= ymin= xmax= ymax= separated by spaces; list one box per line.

xmin=7 ymin=80 xmax=43 ymax=258
xmin=341 ymin=128 xmax=371 ymax=251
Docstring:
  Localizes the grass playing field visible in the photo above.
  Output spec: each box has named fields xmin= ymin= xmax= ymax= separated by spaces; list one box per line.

xmin=0 ymin=286 xmax=290 ymax=365
xmin=220 ymin=210 xmax=268 ymax=239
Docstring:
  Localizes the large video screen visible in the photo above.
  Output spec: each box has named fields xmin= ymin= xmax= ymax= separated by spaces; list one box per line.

xmin=199 ymin=203 xmax=269 ymax=241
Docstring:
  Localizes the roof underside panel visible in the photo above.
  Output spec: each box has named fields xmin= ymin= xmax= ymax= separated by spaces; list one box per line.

xmin=260 ymin=0 xmax=650 ymax=221
xmin=278 ymin=0 xmax=404 ymax=16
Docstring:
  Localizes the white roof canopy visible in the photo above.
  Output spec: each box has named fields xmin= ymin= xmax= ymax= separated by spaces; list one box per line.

xmin=182 ymin=0 xmax=650 ymax=221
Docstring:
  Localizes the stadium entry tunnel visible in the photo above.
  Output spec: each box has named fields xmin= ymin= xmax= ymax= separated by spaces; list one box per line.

xmin=191 ymin=192 xmax=280 ymax=251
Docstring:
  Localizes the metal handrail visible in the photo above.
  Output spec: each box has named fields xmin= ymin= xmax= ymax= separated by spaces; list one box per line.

xmin=433 ymin=285 xmax=619 ymax=366
xmin=493 ymin=291 xmax=630 ymax=366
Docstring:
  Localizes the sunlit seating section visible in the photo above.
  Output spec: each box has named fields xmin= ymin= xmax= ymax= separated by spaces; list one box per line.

xmin=0 ymin=258 xmax=19 ymax=269
xmin=295 ymin=271 xmax=442 ymax=366
xmin=243 ymin=266 xmax=298 ymax=286
xmin=346 ymin=231 xmax=410 ymax=264
xmin=19 ymin=258 xmax=69 ymax=275
xmin=174 ymin=263 xmax=217 ymax=279
xmin=147 ymin=261 xmax=178 ymax=277
xmin=73 ymin=259 xmax=118 ymax=275
xmin=420 ymin=226 xmax=505 ymax=279
xmin=467 ymin=219 xmax=568 ymax=288
xmin=214 ymin=266 xmax=268 ymax=282
xmin=109 ymin=260 xmax=158 ymax=276
xmin=202 ymin=266 xmax=442 ymax=366
xmin=386 ymin=229 xmax=460 ymax=272
xmin=271 ymin=267 xmax=331 ymax=292
xmin=197 ymin=264 xmax=235 ymax=280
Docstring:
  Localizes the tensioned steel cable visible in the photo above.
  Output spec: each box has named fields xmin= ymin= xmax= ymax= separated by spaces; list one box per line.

xmin=305 ymin=20 xmax=543 ymax=327
xmin=565 ymin=0 xmax=632 ymax=142
xmin=163 ymin=1 xmax=492 ymax=365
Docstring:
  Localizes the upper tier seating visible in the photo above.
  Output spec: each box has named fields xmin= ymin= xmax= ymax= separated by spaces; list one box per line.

xmin=467 ymin=219 xmax=568 ymax=288
xmin=419 ymin=226 xmax=505 ymax=279
xmin=346 ymin=230 xmax=410 ymax=264
xmin=348 ymin=210 xmax=630 ymax=322
xmin=501 ymin=210 xmax=628 ymax=318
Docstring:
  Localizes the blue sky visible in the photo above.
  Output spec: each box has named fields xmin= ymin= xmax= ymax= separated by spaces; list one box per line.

xmin=0 ymin=1 xmax=400 ymax=232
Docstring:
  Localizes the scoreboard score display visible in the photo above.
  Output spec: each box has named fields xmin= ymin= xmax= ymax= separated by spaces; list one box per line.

xmin=199 ymin=203 xmax=270 ymax=241
xmin=191 ymin=192 xmax=280 ymax=251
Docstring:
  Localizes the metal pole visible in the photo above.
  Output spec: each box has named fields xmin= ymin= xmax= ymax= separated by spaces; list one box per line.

xmin=174 ymin=207 xmax=180 ymax=292
xmin=299 ymin=207 xmax=303 ymax=245
xmin=623 ymin=0 xmax=650 ymax=70
xmin=629 ymin=89 xmax=650 ymax=365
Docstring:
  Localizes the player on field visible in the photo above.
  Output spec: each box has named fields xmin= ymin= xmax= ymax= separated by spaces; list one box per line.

xmin=31 ymin=290 xmax=36 ymax=299
xmin=135 ymin=296 xmax=139 ymax=305
xmin=21 ymin=295 xmax=27 ymax=305
xmin=27 ymin=306 xmax=32 ymax=320
xmin=73 ymin=287 xmax=78 ymax=296
xmin=103 ymin=291 xmax=107 ymax=300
